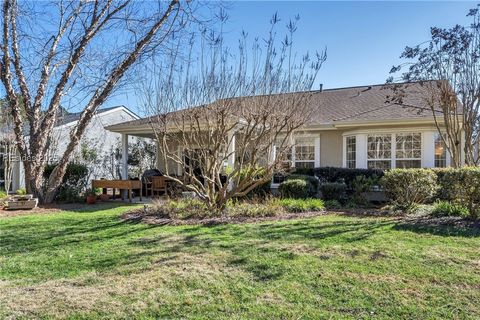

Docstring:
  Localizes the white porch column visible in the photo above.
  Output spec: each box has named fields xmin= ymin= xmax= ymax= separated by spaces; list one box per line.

xmin=121 ymin=133 xmax=128 ymax=179
xmin=227 ymin=131 xmax=236 ymax=191
xmin=422 ymin=131 xmax=435 ymax=168
xmin=227 ymin=131 xmax=236 ymax=168
xmin=314 ymin=136 xmax=321 ymax=167
xmin=356 ymin=133 xmax=368 ymax=169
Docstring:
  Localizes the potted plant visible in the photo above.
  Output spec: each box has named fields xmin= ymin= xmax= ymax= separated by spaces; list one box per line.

xmin=85 ymin=188 xmax=98 ymax=204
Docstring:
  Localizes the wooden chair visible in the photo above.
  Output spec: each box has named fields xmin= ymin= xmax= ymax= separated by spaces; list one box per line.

xmin=143 ymin=176 xmax=153 ymax=196
xmin=151 ymin=176 xmax=167 ymax=197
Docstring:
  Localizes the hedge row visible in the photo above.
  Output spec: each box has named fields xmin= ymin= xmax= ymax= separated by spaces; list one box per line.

xmin=382 ymin=167 xmax=480 ymax=219
xmin=293 ymin=167 xmax=384 ymax=188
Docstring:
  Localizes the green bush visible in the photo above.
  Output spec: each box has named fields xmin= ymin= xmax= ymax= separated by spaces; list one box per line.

xmin=324 ymin=199 xmax=342 ymax=209
xmin=279 ymin=179 xmax=313 ymax=199
xmin=439 ymin=167 xmax=480 ymax=219
xmin=294 ymin=167 xmax=383 ymax=189
xmin=432 ymin=168 xmax=451 ymax=200
xmin=431 ymin=201 xmax=469 ymax=217
xmin=351 ymin=175 xmax=376 ymax=205
xmin=0 ymin=190 xmax=7 ymax=199
xmin=320 ymin=182 xmax=346 ymax=201
xmin=381 ymin=169 xmax=438 ymax=211
xmin=286 ymin=174 xmax=319 ymax=190
xmin=16 ymin=188 xmax=26 ymax=195
xmin=277 ymin=198 xmax=325 ymax=213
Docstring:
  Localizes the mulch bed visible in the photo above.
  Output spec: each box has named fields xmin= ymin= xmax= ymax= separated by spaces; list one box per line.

xmin=0 ymin=205 xmax=64 ymax=218
xmin=121 ymin=208 xmax=329 ymax=226
xmin=399 ymin=215 xmax=480 ymax=229
xmin=121 ymin=207 xmax=480 ymax=230
xmin=0 ymin=203 xmax=108 ymax=218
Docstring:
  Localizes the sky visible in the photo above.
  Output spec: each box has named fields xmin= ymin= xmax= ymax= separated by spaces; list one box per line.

xmin=110 ymin=1 xmax=476 ymax=114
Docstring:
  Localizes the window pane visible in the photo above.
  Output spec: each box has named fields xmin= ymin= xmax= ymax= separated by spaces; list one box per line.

xmin=368 ymin=160 xmax=391 ymax=170
xmin=346 ymin=136 xmax=356 ymax=169
xmin=435 ymin=133 xmax=447 ymax=168
xmin=295 ymin=161 xmax=315 ymax=169
xmin=396 ymin=160 xmax=421 ymax=168
xmin=294 ymin=137 xmax=316 ymax=169
xmin=367 ymin=134 xmax=391 ymax=159
xmin=295 ymin=145 xmax=315 ymax=161
xmin=396 ymin=133 xmax=421 ymax=159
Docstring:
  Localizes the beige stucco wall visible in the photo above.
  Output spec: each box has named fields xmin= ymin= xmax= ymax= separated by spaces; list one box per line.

xmin=156 ymin=140 xmax=181 ymax=175
xmin=319 ymin=130 xmax=343 ymax=167
xmin=154 ymin=123 xmax=459 ymax=173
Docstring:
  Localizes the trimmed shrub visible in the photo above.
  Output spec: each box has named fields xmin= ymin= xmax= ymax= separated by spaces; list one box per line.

xmin=279 ymin=179 xmax=314 ymax=199
xmin=351 ymin=175 xmax=377 ymax=205
xmin=432 ymin=201 xmax=469 ymax=217
xmin=285 ymin=174 xmax=319 ymax=190
xmin=320 ymin=182 xmax=347 ymax=201
xmin=0 ymin=190 xmax=7 ymax=199
xmin=439 ymin=167 xmax=480 ymax=219
xmin=295 ymin=167 xmax=383 ymax=189
xmin=277 ymin=198 xmax=325 ymax=213
xmin=381 ymin=169 xmax=438 ymax=211
xmin=16 ymin=188 xmax=26 ymax=195
xmin=324 ymin=199 xmax=342 ymax=209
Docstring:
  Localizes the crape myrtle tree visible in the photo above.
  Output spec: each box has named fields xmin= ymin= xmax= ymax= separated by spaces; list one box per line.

xmin=140 ymin=13 xmax=326 ymax=211
xmin=0 ymin=0 xmax=196 ymax=203
xmin=389 ymin=4 xmax=480 ymax=167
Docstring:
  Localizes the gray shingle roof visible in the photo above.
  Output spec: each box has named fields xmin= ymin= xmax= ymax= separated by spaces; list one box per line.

xmin=106 ymin=81 xmax=450 ymax=131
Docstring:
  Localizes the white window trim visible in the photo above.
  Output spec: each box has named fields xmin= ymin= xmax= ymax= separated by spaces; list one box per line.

xmin=271 ymin=134 xmax=320 ymax=188
xmin=343 ymin=128 xmax=448 ymax=169
xmin=343 ymin=135 xmax=356 ymax=169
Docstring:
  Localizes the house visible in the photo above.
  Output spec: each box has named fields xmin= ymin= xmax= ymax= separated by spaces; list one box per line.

xmin=105 ymin=82 xmax=464 ymax=187
xmin=8 ymin=106 xmax=140 ymax=192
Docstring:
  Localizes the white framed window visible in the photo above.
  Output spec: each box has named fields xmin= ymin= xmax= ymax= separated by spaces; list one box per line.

xmin=435 ymin=133 xmax=447 ymax=168
xmin=345 ymin=136 xmax=356 ymax=169
xmin=294 ymin=137 xmax=315 ymax=168
xmin=271 ymin=136 xmax=319 ymax=187
xmin=367 ymin=134 xmax=392 ymax=169
xmin=395 ymin=133 xmax=421 ymax=168
xmin=366 ymin=133 xmax=422 ymax=169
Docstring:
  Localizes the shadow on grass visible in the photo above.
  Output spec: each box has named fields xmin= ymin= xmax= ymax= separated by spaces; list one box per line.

xmin=393 ymin=217 xmax=480 ymax=237
xmin=48 ymin=202 xmax=139 ymax=213
xmin=124 ymin=218 xmax=394 ymax=282
xmin=10 ymin=208 xmax=477 ymax=284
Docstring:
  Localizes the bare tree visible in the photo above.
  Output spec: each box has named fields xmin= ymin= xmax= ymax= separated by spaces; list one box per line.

xmin=140 ymin=14 xmax=326 ymax=211
xmin=389 ymin=5 xmax=480 ymax=167
xmin=0 ymin=98 xmax=16 ymax=193
xmin=0 ymin=0 xmax=191 ymax=202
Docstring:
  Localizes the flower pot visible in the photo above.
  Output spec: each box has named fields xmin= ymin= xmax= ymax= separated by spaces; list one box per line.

xmin=99 ymin=194 xmax=110 ymax=202
xmin=86 ymin=195 xmax=96 ymax=204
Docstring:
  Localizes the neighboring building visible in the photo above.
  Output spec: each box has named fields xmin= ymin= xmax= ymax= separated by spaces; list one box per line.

xmin=10 ymin=106 xmax=140 ymax=191
xmin=106 ymin=81 xmax=464 ymax=188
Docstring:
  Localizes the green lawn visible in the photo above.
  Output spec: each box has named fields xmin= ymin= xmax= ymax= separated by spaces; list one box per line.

xmin=0 ymin=203 xmax=479 ymax=319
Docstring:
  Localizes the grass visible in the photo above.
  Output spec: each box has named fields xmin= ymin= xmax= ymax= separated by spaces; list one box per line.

xmin=0 ymin=203 xmax=479 ymax=319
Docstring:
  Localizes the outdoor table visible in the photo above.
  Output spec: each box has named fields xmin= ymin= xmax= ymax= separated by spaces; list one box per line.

xmin=92 ymin=180 xmax=142 ymax=203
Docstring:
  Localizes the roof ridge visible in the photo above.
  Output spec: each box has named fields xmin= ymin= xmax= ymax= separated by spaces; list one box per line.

xmin=321 ymin=80 xmax=439 ymax=92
